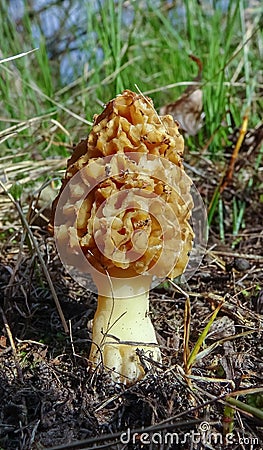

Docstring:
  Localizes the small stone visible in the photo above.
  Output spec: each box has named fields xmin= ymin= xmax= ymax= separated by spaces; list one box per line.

xmin=233 ymin=258 xmax=250 ymax=272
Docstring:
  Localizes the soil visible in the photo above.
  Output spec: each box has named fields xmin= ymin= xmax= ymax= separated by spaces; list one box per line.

xmin=0 ymin=132 xmax=262 ymax=450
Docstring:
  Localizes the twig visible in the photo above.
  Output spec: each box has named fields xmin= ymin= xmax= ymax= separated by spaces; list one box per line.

xmin=69 ymin=319 xmax=77 ymax=361
xmin=167 ymin=280 xmax=191 ymax=373
xmin=0 ymin=48 xmax=38 ymax=64
xmin=211 ymin=250 xmax=263 ymax=261
xmin=0 ymin=180 xmax=69 ymax=334
xmin=0 ymin=306 xmax=23 ymax=382
xmin=220 ymin=108 xmax=249 ymax=193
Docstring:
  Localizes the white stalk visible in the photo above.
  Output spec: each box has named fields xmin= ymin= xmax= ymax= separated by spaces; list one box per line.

xmin=89 ymin=271 xmax=161 ymax=384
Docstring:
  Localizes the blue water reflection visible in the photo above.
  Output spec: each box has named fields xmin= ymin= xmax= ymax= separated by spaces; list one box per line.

xmin=8 ymin=0 xmax=230 ymax=84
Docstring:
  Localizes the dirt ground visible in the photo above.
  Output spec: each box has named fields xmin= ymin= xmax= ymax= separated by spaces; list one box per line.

xmin=0 ymin=129 xmax=262 ymax=449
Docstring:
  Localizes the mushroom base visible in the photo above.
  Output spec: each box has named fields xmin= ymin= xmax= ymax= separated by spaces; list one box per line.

xmin=89 ymin=274 xmax=161 ymax=384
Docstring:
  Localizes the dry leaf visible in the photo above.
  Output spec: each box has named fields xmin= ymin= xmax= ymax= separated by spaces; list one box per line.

xmin=160 ymin=55 xmax=204 ymax=136
xmin=0 ymin=335 xmax=7 ymax=349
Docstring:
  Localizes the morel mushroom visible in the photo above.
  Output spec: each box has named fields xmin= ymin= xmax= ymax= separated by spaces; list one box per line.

xmin=50 ymin=90 xmax=194 ymax=384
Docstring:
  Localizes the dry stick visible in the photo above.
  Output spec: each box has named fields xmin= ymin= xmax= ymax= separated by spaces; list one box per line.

xmin=211 ymin=251 xmax=263 ymax=261
xmin=208 ymin=109 xmax=249 ymax=217
xmin=0 ymin=306 xmax=23 ymax=382
xmin=220 ymin=108 xmax=249 ymax=194
xmin=183 ymin=294 xmax=191 ymax=373
xmin=0 ymin=180 xmax=69 ymax=334
xmin=4 ymin=231 xmax=27 ymax=300
xmin=0 ymin=48 xmax=38 ymax=64
xmin=167 ymin=280 xmax=192 ymax=378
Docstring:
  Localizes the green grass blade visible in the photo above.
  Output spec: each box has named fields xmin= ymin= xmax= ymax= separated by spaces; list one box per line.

xmin=186 ymin=301 xmax=223 ymax=372
xmin=226 ymin=396 xmax=263 ymax=421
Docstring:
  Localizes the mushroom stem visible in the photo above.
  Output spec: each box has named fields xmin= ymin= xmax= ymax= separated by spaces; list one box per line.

xmin=89 ymin=271 xmax=161 ymax=384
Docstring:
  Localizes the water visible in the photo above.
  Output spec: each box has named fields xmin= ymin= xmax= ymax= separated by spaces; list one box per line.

xmin=8 ymin=0 xmax=232 ymax=84
xmin=9 ymin=0 xmax=98 ymax=83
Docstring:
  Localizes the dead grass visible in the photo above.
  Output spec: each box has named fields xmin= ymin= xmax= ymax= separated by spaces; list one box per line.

xmin=0 ymin=143 xmax=262 ymax=449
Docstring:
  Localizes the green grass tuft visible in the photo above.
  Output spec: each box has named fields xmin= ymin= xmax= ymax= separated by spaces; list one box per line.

xmin=0 ymin=0 xmax=262 ymax=233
